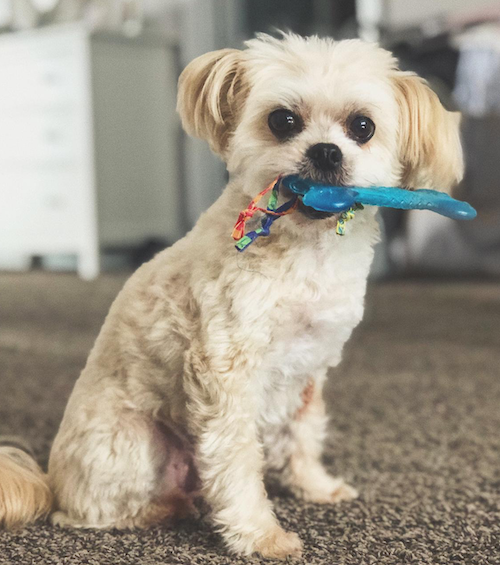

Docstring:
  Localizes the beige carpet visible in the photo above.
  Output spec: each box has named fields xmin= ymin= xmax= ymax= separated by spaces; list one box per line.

xmin=0 ymin=272 xmax=499 ymax=564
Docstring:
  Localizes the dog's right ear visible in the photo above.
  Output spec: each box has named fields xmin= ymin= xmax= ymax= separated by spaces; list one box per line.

xmin=177 ymin=49 xmax=248 ymax=158
xmin=393 ymin=72 xmax=464 ymax=192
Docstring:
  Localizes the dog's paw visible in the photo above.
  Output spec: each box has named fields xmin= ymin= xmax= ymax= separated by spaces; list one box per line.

xmin=51 ymin=511 xmax=86 ymax=528
xmin=254 ymin=527 xmax=303 ymax=560
xmin=327 ymin=480 xmax=359 ymax=503
xmin=298 ymin=475 xmax=359 ymax=505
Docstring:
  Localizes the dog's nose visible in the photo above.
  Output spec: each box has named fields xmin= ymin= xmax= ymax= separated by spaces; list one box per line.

xmin=307 ymin=143 xmax=342 ymax=171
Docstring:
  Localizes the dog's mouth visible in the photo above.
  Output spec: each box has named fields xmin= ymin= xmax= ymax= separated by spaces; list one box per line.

xmin=284 ymin=171 xmax=345 ymax=220
xmin=296 ymin=198 xmax=336 ymax=220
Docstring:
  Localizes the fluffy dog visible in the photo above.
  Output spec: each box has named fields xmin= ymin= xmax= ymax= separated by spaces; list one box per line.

xmin=0 ymin=33 xmax=463 ymax=558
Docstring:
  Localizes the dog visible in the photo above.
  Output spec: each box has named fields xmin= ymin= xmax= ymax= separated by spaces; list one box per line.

xmin=0 ymin=33 xmax=463 ymax=559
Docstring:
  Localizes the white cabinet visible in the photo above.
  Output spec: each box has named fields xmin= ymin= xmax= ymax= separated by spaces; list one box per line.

xmin=0 ymin=24 xmax=181 ymax=279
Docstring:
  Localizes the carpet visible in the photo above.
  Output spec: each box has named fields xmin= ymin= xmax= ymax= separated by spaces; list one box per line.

xmin=0 ymin=272 xmax=499 ymax=564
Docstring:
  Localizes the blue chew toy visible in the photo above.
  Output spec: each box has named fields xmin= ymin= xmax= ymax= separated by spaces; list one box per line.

xmin=232 ymin=175 xmax=477 ymax=252
xmin=281 ymin=175 xmax=477 ymax=220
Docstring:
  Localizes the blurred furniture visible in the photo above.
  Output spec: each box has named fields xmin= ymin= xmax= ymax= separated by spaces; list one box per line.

xmin=0 ymin=23 xmax=181 ymax=278
xmin=404 ymin=24 xmax=500 ymax=276
xmin=356 ymin=0 xmax=497 ymax=39
xmin=356 ymin=2 xmax=500 ymax=278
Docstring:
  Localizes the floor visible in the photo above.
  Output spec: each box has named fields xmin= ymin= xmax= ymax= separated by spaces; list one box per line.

xmin=0 ymin=272 xmax=499 ymax=564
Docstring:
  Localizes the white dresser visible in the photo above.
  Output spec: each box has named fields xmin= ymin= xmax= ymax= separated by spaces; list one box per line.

xmin=0 ymin=24 xmax=181 ymax=279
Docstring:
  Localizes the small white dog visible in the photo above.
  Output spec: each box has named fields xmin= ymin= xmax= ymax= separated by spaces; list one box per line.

xmin=0 ymin=33 xmax=463 ymax=558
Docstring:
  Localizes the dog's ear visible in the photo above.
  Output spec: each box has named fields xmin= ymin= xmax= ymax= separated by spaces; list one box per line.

xmin=393 ymin=73 xmax=464 ymax=191
xmin=177 ymin=49 xmax=248 ymax=158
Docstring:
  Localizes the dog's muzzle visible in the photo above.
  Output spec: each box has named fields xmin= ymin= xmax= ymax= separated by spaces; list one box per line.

xmin=297 ymin=197 xmax=337 ymax=220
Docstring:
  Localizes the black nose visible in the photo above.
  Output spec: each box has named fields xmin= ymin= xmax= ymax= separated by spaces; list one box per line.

xmin=307 ymin=143 xmax=342 ymax=171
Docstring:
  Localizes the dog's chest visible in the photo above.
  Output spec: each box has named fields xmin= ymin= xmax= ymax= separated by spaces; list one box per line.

xmin=265 ymin=243 xmax=370 ymax=370
xmin=255 ymin=236 xmax=373 ymax=426
xmin=261 ymin=275 xmax=366 ymax=385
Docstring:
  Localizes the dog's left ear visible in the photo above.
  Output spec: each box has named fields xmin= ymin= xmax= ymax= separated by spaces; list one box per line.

xmin=177 ymin=49 xmax=248 ymax=158
xmin=393 ymin=73 xmax=464 ymax=191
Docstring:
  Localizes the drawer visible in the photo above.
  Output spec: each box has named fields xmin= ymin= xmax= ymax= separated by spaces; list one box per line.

xmin=0 ymin=108 xmax=82 ymax=165
xmin=0 ymin=169 xmax=87 ymax=251
xmin=0 ymin=55 xmax=83 ymax=109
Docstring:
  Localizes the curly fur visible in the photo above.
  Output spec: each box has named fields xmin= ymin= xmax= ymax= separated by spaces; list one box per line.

xmin=0 ymin=33 xmax=463 ymax=559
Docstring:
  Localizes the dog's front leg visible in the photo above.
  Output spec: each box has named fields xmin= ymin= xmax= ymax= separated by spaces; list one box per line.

xmin=281 ymin=371 xmax=358 ymax=504
xmin=184 ymin=351 xmax=302 ymax=559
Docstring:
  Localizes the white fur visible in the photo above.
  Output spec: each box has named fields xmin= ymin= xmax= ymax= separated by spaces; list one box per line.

xmin=0 ymin=33 xmax=463 ymax=559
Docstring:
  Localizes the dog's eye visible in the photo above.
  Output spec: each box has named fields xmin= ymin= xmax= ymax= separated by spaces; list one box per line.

xmin=268 ymin=109 xmax=303 ymax=140
xmin=349 ymin=116 xmax=375 ymax=143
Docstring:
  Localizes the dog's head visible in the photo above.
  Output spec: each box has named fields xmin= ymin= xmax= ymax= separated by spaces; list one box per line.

xmin=177 ymin=33 xmax=463 ymax=218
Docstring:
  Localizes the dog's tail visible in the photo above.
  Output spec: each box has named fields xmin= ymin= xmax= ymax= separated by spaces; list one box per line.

xmin=0 ymin=437 xmax=53 ymax=529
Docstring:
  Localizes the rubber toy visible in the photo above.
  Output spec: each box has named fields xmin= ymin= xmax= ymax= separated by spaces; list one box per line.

xmin=281 ymin=175 xmax=477 ymax=220
xmin=232 ymin=175 xmax=477 ymax=252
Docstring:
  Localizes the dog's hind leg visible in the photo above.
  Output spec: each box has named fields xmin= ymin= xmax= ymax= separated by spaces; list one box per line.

xmin=49 ymin=405 xmax=198 ymax=530
xmin=279 ymin=371 xmax=358 ymax=504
